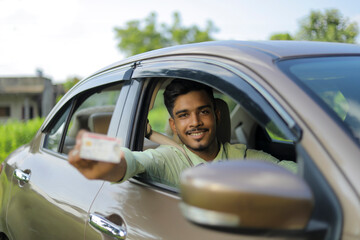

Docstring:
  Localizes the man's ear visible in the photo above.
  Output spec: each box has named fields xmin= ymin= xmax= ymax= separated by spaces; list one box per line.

xmin=169 ymin=117 xmax=177 ymax=135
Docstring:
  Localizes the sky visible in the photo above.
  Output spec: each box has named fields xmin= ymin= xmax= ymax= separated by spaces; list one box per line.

xmin=1 ymin=0 xmax=360 ymax=83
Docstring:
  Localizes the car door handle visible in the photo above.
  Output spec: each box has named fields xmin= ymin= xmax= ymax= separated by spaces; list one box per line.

xmin=13 ymin=169 xmax=31 ymax=183
xmin=89 ymin=213 xmax=127 ymax=239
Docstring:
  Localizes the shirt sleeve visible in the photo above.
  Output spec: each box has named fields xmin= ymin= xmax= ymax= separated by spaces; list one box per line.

xmin=119 ymin=147 xmax=146 ymax=183
xmin=245 ymin=149 xmax=297 ymax=174
xmin=118 ymin=145 xmax=190 ymax=187
xmin=245 ymin=149 xmax=279 ymax=164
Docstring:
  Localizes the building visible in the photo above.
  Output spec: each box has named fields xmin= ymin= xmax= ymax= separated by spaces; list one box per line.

xmin=0 ymin=77 xmax=62 ymax=122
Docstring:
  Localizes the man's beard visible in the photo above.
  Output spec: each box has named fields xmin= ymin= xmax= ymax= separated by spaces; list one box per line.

xmin=177 ymin=131 xmax=215 ymax=152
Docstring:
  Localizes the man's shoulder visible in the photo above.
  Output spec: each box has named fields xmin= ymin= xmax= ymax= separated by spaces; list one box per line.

xmin=156 ymin=144 xmax=184 ymax=152
xmin=224 ymin=142 xmax=247 ymax=151
xmin=150 ymin=144 xmax=188 ymax=158
xmin=223 ymin=142 xmax=247 ymax=159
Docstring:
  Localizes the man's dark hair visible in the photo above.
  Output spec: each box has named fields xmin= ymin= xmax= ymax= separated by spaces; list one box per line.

xmin=164 ymin=79 xmax=215 ymax=117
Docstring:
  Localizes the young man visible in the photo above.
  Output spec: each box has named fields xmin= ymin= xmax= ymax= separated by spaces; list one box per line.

xmin=69 ymin=80 xmax=297 ymax=187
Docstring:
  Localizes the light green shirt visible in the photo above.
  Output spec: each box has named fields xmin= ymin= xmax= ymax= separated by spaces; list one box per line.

xmin=121 ymin=143 xmax=297 ymax=188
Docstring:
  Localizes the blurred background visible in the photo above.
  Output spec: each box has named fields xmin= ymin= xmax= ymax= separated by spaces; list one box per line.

xmin=1 ymin=0 xmax=360 ymax=161
xmin=1 ymin=0 xmax=359 ymax=83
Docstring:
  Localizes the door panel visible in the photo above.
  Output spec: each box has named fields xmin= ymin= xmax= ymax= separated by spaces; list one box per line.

xmin=6 ymin=66 xmax=133 ymax=240
xmin=84 ymin=59 xmax=307 ymax=239
xmin=6 ymin=142 xmax=103 ymax=240
xmin=85 ymin=180 xmax=270 ymax=240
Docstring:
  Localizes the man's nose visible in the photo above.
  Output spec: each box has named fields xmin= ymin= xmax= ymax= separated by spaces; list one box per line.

xmin=189 ymin=113 xmax=203 ymax=127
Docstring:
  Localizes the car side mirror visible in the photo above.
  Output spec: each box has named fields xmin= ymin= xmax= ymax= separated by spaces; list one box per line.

xmin=179 ymin=160 xmax=314 ymax=231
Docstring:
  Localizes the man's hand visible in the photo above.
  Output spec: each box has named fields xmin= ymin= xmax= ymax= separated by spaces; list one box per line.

xmin=68 ymin=130 xmax=127 ymax=182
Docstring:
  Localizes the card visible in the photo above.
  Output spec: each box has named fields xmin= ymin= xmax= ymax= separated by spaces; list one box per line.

xmin=80 ymin=132 xmax=122 ymax=163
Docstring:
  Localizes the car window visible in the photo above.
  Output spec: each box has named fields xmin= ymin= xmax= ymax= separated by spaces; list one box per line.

xmin=141 ymin=78 xmax=296 ymax=189
xmin=43 ymin=83 xmax=123 ymax=155
xmin=147 ymin=88 xmax=169 ymax=134
xmin=278 ymin=56 xmax=360 ymax=144
xmin=43 ymin=104 xmax=72 ymax=152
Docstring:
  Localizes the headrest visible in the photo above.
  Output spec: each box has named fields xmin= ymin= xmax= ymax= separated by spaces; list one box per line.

xmin=88 ymin=112 xmax=113 ymax=134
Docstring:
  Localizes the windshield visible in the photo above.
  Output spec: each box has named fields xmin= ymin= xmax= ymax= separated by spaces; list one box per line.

xmin=278 ymin=56 xmax=360 ymax=143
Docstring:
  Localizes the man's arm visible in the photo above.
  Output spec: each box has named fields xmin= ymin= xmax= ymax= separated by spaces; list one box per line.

xmin=69 ymin=130 xmax=191 ymax=186
xmin=68 ymin=130 xmax=127 ymax=182
xmin=246 ymin=148 xmax=298 ymax=174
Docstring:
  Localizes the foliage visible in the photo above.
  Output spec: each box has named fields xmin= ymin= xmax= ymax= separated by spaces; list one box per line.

xmin=269 ymin=8 xmax=359 ymax=43
xmin=0 ymin=118 xmax=44 ymax=163
xmin=56 ymin=76 xmax=81 ymax=103
xmin=270 ymin=33 xmax=294 ymax=40
xmin=296 ymin=9 xmax=359 ymax=43
xmin=148 ymin=107 xmax=169 ymax=133
xmin=114 ymin=12 xmax=218 ymax=56
xmin=148 ymin=89 xmax=169 ymax=132
xmin=63 ymin=76 xmax=81 ymax=92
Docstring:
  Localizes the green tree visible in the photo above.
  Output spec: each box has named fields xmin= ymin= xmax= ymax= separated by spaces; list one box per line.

xmin=63 ymin=76 xmax=81 ymax=92
xmin=296 ymin=9 xmax=358 ymax=43
xmin=114 ymin=12 xmax=218 ymax=56
xmin=269 ymin=9 xmax=359 ymax=43
xmin=269 ymin=33 xmax=294 ymax=40
xmin=56 ymin=76 xmax=81 ymax=103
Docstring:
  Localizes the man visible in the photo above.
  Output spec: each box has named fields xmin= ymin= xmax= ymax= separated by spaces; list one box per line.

xmin=69 ymin=80 xmax=297 ymax=187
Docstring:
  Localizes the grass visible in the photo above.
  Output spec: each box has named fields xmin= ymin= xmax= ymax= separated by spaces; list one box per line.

xmin=0 ymin=118 xmax=44 ymax=163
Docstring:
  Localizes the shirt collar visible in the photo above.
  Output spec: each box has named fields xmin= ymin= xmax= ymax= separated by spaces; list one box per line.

xmin=182 ymin=143 xmax=225 ymax=166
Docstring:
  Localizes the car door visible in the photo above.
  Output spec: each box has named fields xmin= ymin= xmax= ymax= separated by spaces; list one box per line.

xmin=5 ymin=65 xmax=132 ymax=240
xmin=85 ymin=57 xmax=325 ymax=240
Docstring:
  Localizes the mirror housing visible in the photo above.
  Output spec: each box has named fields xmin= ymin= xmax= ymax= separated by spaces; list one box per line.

xmin=179 ymin=160 xmax=313 ymax=231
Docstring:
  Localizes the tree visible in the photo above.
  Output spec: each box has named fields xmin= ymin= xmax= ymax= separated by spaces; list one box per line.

xmin=269 ymin=33 xmax=294 ymax=40
xmin=114 ymin=12 xmax=218 ymax=56
xmin=56 ymin=76 xmax=81 ymax=103
xmin=269 ymin=9 xmax=359 ymax=43
xmin=296 ymin=9 xmax=358 ymax=43
xmin=63 ymin=76 xmax=81 ymax=92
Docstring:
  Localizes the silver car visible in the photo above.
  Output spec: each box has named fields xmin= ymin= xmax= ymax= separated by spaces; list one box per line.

xmin=1 ymin=40 xmax=360 ymax=240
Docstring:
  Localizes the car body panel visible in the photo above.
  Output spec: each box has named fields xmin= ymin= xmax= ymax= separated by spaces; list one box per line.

xmin=1 ymin=40 xmax=360 ymax=239
xmin=4 ymin=132 xmax=104 ymax=239
xmin=86 ymin=179 xmax=291 ymax=240
xmin=95 ymin=41 xmax=360 ymax=78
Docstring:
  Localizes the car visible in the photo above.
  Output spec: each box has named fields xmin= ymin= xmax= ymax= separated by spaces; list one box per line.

xmin=1 ymin=40 xmax=360 ymax=240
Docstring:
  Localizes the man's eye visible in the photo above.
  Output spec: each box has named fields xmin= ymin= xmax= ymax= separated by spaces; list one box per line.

xmin=200 ymin=110 xmax=210 ymax=115
xmin=178 ymin=113 xmax=188 ymax=118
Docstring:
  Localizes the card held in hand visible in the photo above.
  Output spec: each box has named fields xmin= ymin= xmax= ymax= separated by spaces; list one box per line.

xmin=80 ymin=132 xmax=122 ymax=163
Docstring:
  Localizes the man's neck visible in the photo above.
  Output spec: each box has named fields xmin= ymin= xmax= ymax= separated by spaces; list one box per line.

xmin=187 ymin=141 xmax=220 ymax=162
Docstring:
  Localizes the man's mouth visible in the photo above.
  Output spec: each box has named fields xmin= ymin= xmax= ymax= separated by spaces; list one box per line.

xmin=186 ymin=128 xmax=208 ymax=137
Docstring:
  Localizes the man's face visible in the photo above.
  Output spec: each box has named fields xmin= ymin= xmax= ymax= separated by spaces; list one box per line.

xmin=169 ymin=90 xmax=219 ymax=155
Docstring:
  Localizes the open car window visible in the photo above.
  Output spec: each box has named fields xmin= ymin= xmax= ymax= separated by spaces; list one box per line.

xmin=139 ymin=78 xmax=297 ymax=190
xmin=43 ymin=83 xmax=123 ymax=155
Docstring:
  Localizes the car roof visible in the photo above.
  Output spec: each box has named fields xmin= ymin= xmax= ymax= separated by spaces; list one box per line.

xmin=90 ymin=40 xmax=360 ymax=78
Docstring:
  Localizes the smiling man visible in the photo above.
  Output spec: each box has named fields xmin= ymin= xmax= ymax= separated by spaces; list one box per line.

xmin=69 ymin=79 xmax=297 ymax=187
xmin=166 ymin=84 xmax=219 ymax=161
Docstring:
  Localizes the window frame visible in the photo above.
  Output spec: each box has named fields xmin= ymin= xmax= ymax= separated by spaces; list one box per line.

xmin=41 ymin=65 xmax=134 ymax=157
xmin=126 ymin=57 xmax=301 ymax=190
xmin=0 ymin=106 xmax=11 ymax=117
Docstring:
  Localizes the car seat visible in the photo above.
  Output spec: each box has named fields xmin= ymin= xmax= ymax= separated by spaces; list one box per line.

xmin=88 ymin=112 xmax=113 ymax=134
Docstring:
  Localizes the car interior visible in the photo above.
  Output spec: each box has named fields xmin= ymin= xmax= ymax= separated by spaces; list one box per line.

xmin=54 ymin=84 xmax=122 ymax=155
xmin=56 ymin=78 xmax=297 ymax=167
xmin=144 ymin=78 xmax=297 ymax=163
